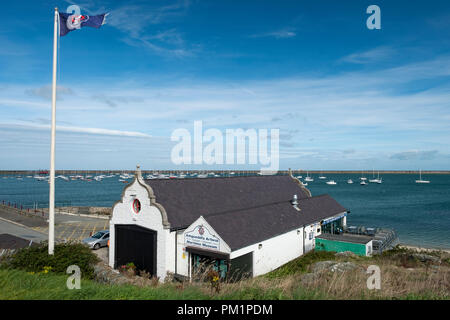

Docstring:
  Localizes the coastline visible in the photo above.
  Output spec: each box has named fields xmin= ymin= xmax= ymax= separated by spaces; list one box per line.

xmin=1 ymin=170 xmax=450 ymax=175
xmin=398 ymin=243 xmax=450 ymax=254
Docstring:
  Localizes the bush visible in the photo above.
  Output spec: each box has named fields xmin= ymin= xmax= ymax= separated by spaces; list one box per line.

xmin=3 ymin=242 xmax=100 ymax=279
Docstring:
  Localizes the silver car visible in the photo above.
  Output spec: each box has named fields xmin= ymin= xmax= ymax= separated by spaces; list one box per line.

xmin=82 ymin=230 xmax=109 ymax=250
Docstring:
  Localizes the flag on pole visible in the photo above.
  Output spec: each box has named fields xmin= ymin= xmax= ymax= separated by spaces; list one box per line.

xmin=47 ymin=8 xmax=108 ymax=255
xmin=59 ymin=12 xmax=108 ymax=36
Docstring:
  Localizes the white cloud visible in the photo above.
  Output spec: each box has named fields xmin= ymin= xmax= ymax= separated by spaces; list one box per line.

xmin=25 ymin=85 xmax=74 ymax=101
xmin=340 ymin=46 xmax=397 ymax=64
xmin=0 ymin=122 xmax=152 ymax=138
xmin=250 ymin=28 xmax=296 ymax=39
xmin=2 ymin=54 xmax=450 ymax=169
xmin=105 ymin=1 xmax=193 ymax=57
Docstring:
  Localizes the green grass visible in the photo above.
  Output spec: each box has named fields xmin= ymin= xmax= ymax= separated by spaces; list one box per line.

xmin=1 ymin=245 xmax=448 ymax=300
xmin=0 ymin=269 xmax=208 ymax=300
xmin=265 ymin=250 xmax=337 ymax=278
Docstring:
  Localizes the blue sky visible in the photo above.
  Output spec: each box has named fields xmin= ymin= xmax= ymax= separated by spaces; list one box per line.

xmin=1 ymin=0 xmax=449 ymax=170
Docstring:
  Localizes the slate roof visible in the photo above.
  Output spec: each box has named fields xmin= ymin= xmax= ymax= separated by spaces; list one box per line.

xmin=206 ymin=195 xmax=347 ymax=250
xmin=144 ymin=175 xmax=347 ymax=251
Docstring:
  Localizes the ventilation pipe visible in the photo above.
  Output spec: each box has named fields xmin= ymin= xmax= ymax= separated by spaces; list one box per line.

xmin=291 ymin=194 xmax=300 ymax=211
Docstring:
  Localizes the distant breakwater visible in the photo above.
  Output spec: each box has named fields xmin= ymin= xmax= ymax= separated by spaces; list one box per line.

xmin=0 ymin=170 xmax=449 ymax=175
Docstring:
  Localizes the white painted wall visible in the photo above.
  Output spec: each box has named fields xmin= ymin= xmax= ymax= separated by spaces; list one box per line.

xmin=304 ymin=222 xmax=322 ymax=253
xmin=230 ymin=227 xmax=304 ymax=277
xmin=366 ymin=240 xmax=373 ymax=256
xmin=109 ymin=178 xmax=173 ymax=281
xmin=176 ymin=230 xmax=189 ymax=277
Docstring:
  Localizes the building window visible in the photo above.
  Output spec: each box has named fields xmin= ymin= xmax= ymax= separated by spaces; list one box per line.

xmin=132 ymin=199 xmax=141 ymax=213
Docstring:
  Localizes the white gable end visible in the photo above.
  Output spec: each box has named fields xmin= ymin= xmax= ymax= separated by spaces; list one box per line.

xmin=183 ymin=216 xmax=231 ymax=254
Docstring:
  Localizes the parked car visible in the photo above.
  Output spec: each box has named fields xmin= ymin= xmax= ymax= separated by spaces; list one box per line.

xmin=82 ymin=230 xmax=109 ymax=250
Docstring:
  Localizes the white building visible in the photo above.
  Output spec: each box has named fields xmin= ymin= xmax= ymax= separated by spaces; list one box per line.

xmin=109 ymin=167 xmax=348 ymax=281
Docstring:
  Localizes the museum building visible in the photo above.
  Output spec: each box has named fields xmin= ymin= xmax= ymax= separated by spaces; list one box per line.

xmin=108 ymin=167 xmax=348 ymax=281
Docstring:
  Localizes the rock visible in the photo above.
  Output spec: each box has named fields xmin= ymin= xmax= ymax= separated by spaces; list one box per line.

xmin=310 ymin=261 xmax=336 ymax=273
xmin=311 ymin=261 xmax=362 ymax=274
xmin=411 ymin=253 xmax=440 ymax=264
xmin=93 ymin=262 xmax=131 ymax=285
xmin=300 ymin=272 xmax=321 ymax=286
xmin=92 ymin=261 xmax=160 ymax=286
xmin=335 ymin=251 xmax=357 ymax=258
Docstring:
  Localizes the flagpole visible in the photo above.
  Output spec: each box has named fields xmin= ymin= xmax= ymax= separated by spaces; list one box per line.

xmin=49 ymin=7 xmax=58 ymax=255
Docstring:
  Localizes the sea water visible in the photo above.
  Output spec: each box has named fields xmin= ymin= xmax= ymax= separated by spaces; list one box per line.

xmin=0 ymin=173 xmax=449 ymax=249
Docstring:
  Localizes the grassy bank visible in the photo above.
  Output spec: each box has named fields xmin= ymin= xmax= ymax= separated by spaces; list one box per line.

xmin=0 ymin=269 xmax=209 ymax=300
xmin=1 ymin=247 xmax=449 ymax=300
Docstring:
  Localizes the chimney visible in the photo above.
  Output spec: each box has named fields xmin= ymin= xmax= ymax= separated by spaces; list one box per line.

xmin=136 ymin=164 xmax=143 ymax=180
xmin=291 ymin=194 xmax=300 ymax=211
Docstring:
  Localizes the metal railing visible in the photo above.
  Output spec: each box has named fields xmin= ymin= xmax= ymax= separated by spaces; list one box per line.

xmin=343 ymin=225 xmax=399 ymax=254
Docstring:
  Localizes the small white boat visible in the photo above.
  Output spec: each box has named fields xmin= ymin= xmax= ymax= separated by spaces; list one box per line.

xmin=360 ymin=180 xmax=367 ymax=186
xmin=300 ymin=181 xmax=308 ymax=186
xmin=369 ymin=169 xmax=377 ymax=182
xmin=304 ymin=171 xmax=314 ymax=182
xmin=347 ymin=179 xmax=353 ymax=184
xmin=326 ymin=180 xmax=337 ymax=185
xmin=318 ymin=171 xmax=326 ymax=179
xmin=415 ymin=170 xmax=430 ymax=184
xmin=360 ymin=170 xmax=367 ymax=181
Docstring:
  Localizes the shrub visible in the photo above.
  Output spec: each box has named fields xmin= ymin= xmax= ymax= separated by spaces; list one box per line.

xmin=3 ymin=242 xmax=100 ymax=279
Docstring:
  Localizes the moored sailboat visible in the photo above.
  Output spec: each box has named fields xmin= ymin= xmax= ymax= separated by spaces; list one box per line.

xmin=415 ymin=170 xmax=430 ymax=184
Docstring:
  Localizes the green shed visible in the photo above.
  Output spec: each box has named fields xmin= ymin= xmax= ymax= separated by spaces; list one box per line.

xmin=315 ymin=233 xmax=373 ymax=256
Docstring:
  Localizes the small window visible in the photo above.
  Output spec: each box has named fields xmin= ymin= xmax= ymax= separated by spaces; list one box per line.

xmin=133 ymin=199 xmax=141 ymax=213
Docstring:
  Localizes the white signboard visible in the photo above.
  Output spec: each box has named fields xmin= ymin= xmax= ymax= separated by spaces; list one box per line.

xmin=184 ymin=224 xmax=220 ymax=250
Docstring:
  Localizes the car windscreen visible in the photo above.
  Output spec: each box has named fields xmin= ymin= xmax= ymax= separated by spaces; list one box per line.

xmin=92 ymin=232 xmax=105 ymax=239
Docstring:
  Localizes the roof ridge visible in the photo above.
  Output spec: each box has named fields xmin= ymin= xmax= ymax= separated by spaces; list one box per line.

xmin=144 ymin=175 xmax=291 ymax=181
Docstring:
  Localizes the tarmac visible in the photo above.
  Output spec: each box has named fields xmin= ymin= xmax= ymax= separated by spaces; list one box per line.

xmin=0 ymin=205 xmax=110 ymax=243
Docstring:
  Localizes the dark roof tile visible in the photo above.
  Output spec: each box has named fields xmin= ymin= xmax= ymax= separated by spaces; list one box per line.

xmin=144 ymin=175 xmax=347 ymax=250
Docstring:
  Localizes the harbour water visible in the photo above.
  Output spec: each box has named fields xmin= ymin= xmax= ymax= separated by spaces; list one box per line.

xmin=0 ymin=173 xmax=449 ymax=250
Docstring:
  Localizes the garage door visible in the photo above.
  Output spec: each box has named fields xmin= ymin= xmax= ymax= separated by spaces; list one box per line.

xmin=115 ymin=224 xmax=157 ymax=276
